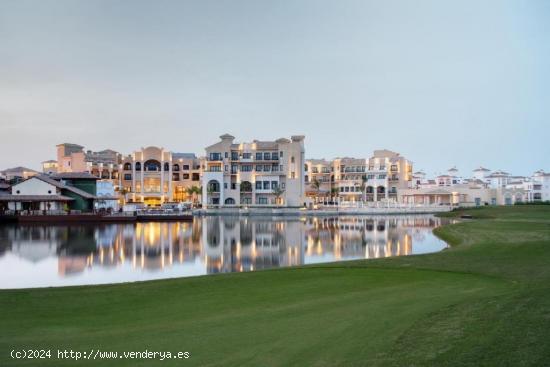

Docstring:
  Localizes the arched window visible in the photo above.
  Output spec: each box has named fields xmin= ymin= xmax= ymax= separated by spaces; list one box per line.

xmin=123 ymin=163 xmax=131 ymax=171
xmin=366 ymin=186 xmax=374 ymax=194
xmin=240 ymin=181 xmax=252 ymax=192
xmin=207 ymin=180 xmax=220 ymax=193
xmin=377 ymin=186 xmax=385 ymax=194
xmin=135 ymin=162 xmax=141 ymax=171
xmin=164 ymin=162 xmax=170 ymax=171
xmin=224 ymin=198 xmax=236 ymax=205
xmin=173 ymin=164 xmax=180 ymax=171
xmin=144 ymin=160 xmax=160 ymax=172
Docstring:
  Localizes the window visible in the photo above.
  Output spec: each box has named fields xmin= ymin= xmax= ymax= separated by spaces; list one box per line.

xmin=192 ymin=173 xmax=200 ymax=181
xmin=263 ymin=152 xmax=271 ymax=160
xmin=272 ymin=164 xmax=278 ymax=172
xmin=183 ymin=173 xmax=190 ymax=179
xmin=291 ymin=156 xmax=295 ymax=163
xmin=281 ymin=183 xmax=285 ymax=189
xmin=280 ymin=165 xmax=283 ymax=171
xmin=291 ymin=172 xmax=295 ymax=179
xmin=280 ymin=151 xmax=283 ymax=157
xmin=173 ymin=164 xmax=180 ymax=171
xmin=312 ymin=167 xmax=319 ymax=173
xmin=210 ymin=165 xmax=221 ymax=172
xmin=182 ymin=165 xmax=190 ymax=170
xmin=271 ymin=181 xmax=278 ymax=189
xmin=124 ymin=174 xmax=132 ymax=180
xmin=255 ymin=181 xmax=262 ymax=190
xmin=231 ymin=152 xmax=239 ymax=160
xmin=231 ymin=164 xmax=238 ymax=174
xmin=256 ymin=152 xmax=263 ymax=160
xmin=172 ymin=173 xmax=179 ymax=181
xmin=264 ymin=165 xmax=271 ymax=172
xmin=231 ymin=183 xmax=237 ymax=190
xmin=257 ymin=197 xmax=268 ymax=204
xmin=135 ymin=162 xmax=141 ymax=171
xmin=272 ymin=152 xmax=278 ymax=160
xmin=164 ymin=162 xmax=170 ymax=171
xmin=123 ymin=163 xmax=132 ymax=170
xmin=224 ymin=183 xmax=228 ymax=189
xmin=263 ymin=181 xmax=270 ymax=190
xmin=243 ymin=153 xmax=251 ymax=159
xmin=242 ymin=165 xmax=253 ymax=172
xmin=209 ymin=152 xmax=222 ymax=161
xmin=225 ymin=152 xmax=229 ymax=158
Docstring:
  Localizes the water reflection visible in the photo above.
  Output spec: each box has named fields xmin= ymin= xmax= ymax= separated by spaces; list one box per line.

xmin=0 ymin=215 xmax=451 ymax=289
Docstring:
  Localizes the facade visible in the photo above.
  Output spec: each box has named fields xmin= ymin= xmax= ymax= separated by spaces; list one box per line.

xmin=305 ymin=149 xmax=413 ymax=203
xmin=201 ymin=134 xmax=306 ymax=207
xmin=304 ymin=159 xmax=332 ymax=198
xmin=0 ymin=175 xmax=97 ymax=212
xmin=120 ymin=147 xmax=202 ymax=206
xmin=529 ymin=170 xmax=550 ymax=202
xmin=41 ymin=160 xmax=58 ymax=175
xmin=56 ymin=143 xmax=121 ymax=180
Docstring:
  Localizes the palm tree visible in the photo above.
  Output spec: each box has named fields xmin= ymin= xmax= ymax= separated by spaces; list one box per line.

xmin=272 ymin=186 xmax=285 ymax=206
xmin=186 ymin=186 xmax=201 ymax=207
xmin=359 ymin=176 xmax=367 ymax=202
xmin=311 ymin=178 xmax=321 ymax=202
xmin=115 ymin=186 xmax=129 ymax=206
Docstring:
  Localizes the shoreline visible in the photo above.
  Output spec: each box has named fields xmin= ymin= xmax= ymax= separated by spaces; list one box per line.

xmin=0 ymin=206 xmax=452 ymax=224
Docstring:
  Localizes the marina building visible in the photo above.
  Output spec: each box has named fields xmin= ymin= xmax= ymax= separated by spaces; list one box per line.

xmin=305 ymin=149 xmax=413 ymax=203
xmin=201 ymin=134 xmax=306 ymax=207
xmin=120 ymin=147 xmax=202 ymax=206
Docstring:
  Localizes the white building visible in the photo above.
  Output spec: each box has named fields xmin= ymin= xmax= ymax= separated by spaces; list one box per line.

xmin=202 ymin=134 xmax=306 ymax=207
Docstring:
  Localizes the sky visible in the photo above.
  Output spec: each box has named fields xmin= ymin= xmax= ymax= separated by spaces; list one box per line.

xmin=1 ymin=0 xmax=549 ymax=177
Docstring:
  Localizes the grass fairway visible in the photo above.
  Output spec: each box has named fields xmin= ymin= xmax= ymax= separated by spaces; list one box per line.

xmin=1 ymin=206 xmax=550 ymax=366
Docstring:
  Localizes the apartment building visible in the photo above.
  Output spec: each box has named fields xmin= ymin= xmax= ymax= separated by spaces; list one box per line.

xmin=55 ymin=143 xmax=121 ymax=180
xmin=305 ymin=149 xmax=413 ymax=202
xmin=304 ymin=159 xmax=332 ymax=197
xmin=120 ymin=147 xmax=202 ymax=206
xmin=201 ymin=134 xmax=306 ymax=207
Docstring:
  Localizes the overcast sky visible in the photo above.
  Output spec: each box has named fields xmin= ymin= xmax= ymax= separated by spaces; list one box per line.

xmin=1 ymin=0 xmax=549 ymax=177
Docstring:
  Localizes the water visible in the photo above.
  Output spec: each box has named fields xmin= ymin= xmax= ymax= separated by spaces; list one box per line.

xmin=0 ymin=215 xmax=451 ymax=289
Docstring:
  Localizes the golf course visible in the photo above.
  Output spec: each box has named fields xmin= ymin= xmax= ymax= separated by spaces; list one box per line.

xmin=1 ymin=205 xmax=549 ymax=366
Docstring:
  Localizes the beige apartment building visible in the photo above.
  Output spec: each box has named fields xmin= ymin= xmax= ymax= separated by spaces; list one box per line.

xmin=120 ymin=147 xmax=202 ymax=206
xmin=305 ymin=149 xmax=413 ymax=202
xmin=55 ymin=143 xmax=121 ymax=180
xmin=201 ymin=134 xmax=306 ymax=207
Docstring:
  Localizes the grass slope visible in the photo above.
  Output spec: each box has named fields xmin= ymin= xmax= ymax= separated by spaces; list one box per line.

xmin=1 ymin=206 xmax=549 ymax=366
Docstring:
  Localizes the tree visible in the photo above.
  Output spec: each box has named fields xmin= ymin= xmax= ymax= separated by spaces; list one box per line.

xmin=115 ymin=186 xmax=129 ymax=206
xmin=186 ymin=185 xmax=201 ymax=206
xmin=272 ymin=186 xmax=285 ymax=206
xmin=311 ymin=178 xmax=321 ymax=201
xmin=359 ymin=176 xmax=367 ymax=202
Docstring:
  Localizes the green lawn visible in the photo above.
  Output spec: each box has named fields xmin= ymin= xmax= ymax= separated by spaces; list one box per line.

xmin=1 ymin=206 xmax=550 ymax=366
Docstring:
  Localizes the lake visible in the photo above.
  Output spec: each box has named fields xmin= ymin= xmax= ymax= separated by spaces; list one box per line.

xmin=0 ymin=215 xmax=451 ymax=289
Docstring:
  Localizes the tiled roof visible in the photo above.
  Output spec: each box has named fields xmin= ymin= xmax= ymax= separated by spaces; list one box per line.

xmin=172 ymin=153 xmax=197 ymax=159
xmin=0 ymin=166 xmax=38 ymax=173
xmin=50 ymin=172 xmax=99 ymax=180
xmin=35 ymin=175 xmax=96 ymax=199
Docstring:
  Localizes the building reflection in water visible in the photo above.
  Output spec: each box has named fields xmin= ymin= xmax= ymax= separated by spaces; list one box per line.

xmin=0 ymin=215 xmax=449 ymax=285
